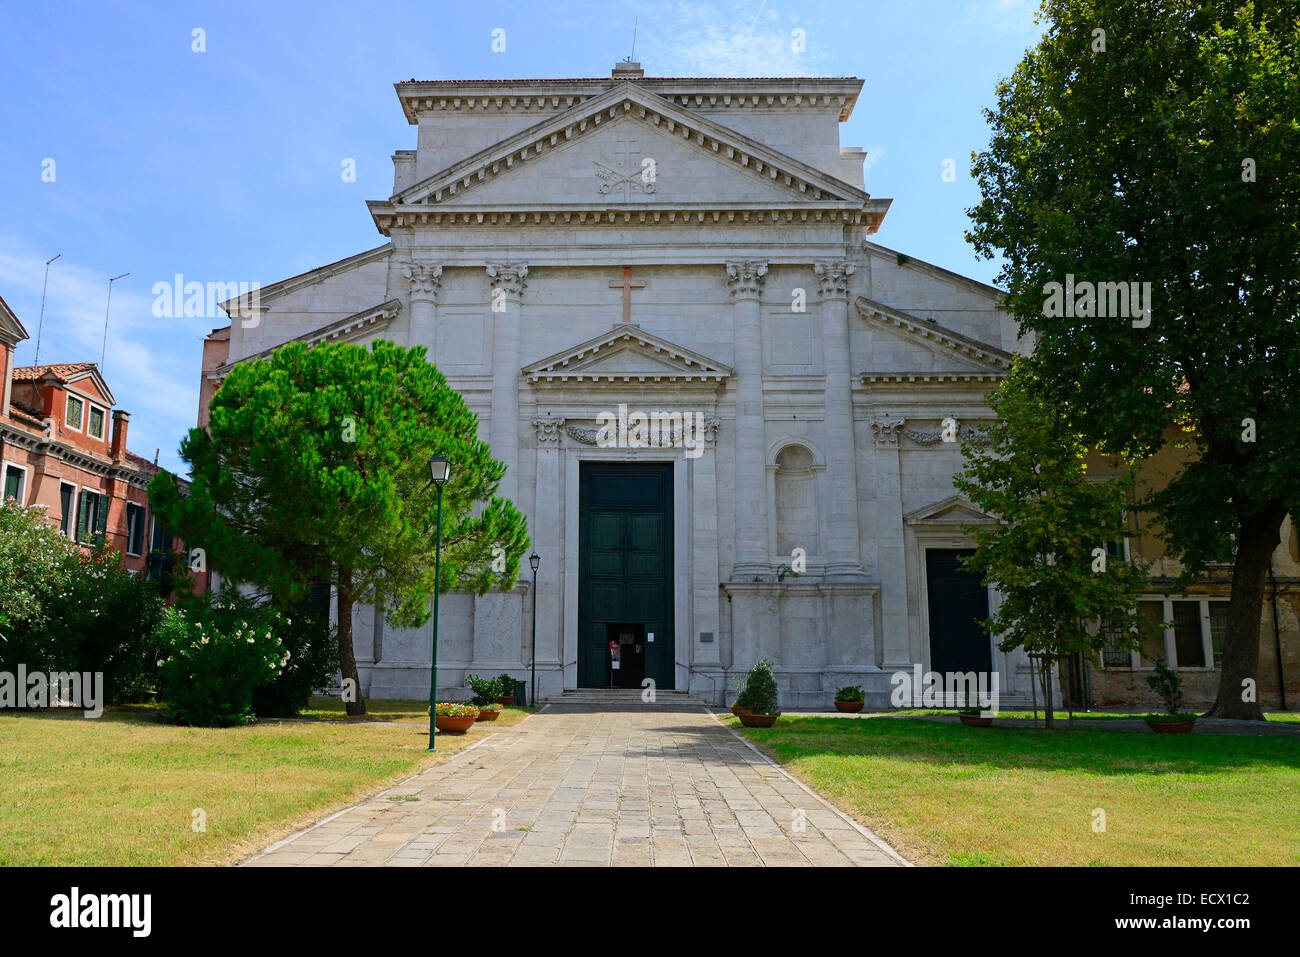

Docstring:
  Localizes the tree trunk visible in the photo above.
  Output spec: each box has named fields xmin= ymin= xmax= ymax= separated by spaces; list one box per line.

xmin=1205 ymin=501 xmax=1287 ymax=720
xmin=1041 ymin=657 xmax=1055 ymax=730
xmin=336 ymin=565 xmax=366 ymax=716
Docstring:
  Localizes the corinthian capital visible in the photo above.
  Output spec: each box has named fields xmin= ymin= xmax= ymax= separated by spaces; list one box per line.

xmin=814 ymin=260 xmax=855 ymax=299
xmin=725 ymin=260 xmax=768 ymax=300
xmin=533 ymin=415 xmax=565 ymax=445
xmin=403 ymin=262 xmax=443 ymax=302
xmin=486 ymin=262 xmax=529 ymax=300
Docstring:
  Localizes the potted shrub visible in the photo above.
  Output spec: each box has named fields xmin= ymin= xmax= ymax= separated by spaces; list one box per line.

xmin=958 ymin=695 xmax=994 ymax=728
xmin=729 ymin=675 xmax=751 ymax=715
xmin=466 ymin=674 xmax=504 ymax=720
xmin=433 ymin=701 xmax=479 ymax=733
xmin=1145 ymin=659 xmax=1197 ymax=734
xmin=495 ymin=674 xmax=518 ymax=705
xmin=736 ymin=659 xmax=780 ymax=728
xmin=834 ymin=685 xmax=865 ymax=713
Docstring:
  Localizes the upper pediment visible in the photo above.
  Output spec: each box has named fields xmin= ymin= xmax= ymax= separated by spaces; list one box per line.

xmin=371 ymin=83 xmax=885 ymax=231
xmin=523 ymin=323 xmax=731 ymax=386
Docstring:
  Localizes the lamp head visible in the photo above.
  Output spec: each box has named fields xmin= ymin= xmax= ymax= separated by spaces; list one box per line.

xmin=529 ymin=552 xmax=541 ymax=574
xmin=428 ymin=456 xmax=452 ymax=486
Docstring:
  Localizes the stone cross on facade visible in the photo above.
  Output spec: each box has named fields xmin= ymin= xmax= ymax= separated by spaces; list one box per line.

xmin=609 ymin=266 xmax=646 ymax=323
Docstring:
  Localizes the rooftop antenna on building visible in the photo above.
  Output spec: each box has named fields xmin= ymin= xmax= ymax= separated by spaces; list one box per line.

xmin=33 ymin=253 xmax=60 ymax=368
xmin=100 ymin=272 xmax=129 ymax=369
xmin=629 ymin=18 xmax=637 ymax=61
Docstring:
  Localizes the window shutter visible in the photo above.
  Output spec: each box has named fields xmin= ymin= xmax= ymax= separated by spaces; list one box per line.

xmin=77 ymin=491 xmax=92 ymax=542
xmin=94 ymin=493 xmax=108 ymax=544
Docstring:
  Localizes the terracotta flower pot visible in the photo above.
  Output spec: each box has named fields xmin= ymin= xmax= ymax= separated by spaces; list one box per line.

xmin=434 ymin=714 xmax=477 ymax=734
xmin=1147 ymin=718 xmax=1196 ymax=734
xmin=475 ymin=708 xmax=501 ymax=722
xmin=959 ymin=713 xmax=994 ymax=728
xmin=738 ymin=713 xmax=777 ymax=728
xmin=835 ymin=700 xmax=864 ymax=713
xmin=497 ymin=695 xmax=516 ymax=706
xmin=731 ymin=705 xmax=752 ymax=716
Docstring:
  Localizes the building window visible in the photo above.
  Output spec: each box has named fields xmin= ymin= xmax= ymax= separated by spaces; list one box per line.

xmin=77 ymin=489 xmax=108 ymax=545
xmin=1171 ymin=600 xmax=1206 ymax=667
xmin=2 ymin=463 xmax=26 ymax=504
xmin=125 ymin=502 xmax=145 ymax=556
xmin=1098 ymin=618 xmax=1131 ymax=668
xmin=59 ymin=482 xmax=77 ymax=536
xmin=65 ymin=395 xmax=84 ymax=430
xmin=88 ymin=405 xmax=106 ymax=439
xmin=1137 ymin=596 xmax=1228 ymax=669
xmin=1208 ymin=602 xmax=1230 ymax=668
xmin=1136 ymin=600 xmax=1166 ymax=666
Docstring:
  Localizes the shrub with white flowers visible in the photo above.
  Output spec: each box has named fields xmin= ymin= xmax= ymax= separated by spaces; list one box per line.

xmin=157 ymin=604 xmax=289 ymax=727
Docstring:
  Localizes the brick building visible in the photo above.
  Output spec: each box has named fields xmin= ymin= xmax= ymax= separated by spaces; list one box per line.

xmin=0 ymin=292 xmax=200 ymax=590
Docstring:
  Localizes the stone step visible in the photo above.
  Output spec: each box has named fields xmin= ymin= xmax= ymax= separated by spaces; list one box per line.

xmin=541 ymin=689 xmax=707 ymax=706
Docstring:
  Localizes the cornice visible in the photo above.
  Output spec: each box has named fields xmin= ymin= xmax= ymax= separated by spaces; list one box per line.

xmin=370 ymin=202 xmax=889 ymax=234
xmin=0 ymin=421 xmax=158 ymax=488
xmin=395 ymin=77 xmax=864 ymax=123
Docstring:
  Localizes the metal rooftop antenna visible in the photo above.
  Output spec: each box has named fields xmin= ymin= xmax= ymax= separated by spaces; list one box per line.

xmin=101 ymin=272 xmax=129 ymax=368
xmin=33 ymin=253 xmax=59 ymax=367
xmin=629 ymin=18 xmax=637 ymax=61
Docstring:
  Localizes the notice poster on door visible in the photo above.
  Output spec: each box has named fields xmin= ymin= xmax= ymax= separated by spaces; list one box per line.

xmin=610 ymin=640 xmax=620 ymax=670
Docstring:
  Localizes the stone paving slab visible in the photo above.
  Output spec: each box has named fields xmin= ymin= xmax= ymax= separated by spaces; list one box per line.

xmin=244 ymin=704 xmax=907 ymax=867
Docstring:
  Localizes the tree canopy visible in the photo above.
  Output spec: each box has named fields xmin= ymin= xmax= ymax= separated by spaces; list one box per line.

xmin=955 ymin=361 xmax=1157 ymax=727
xmin=150 ymin=339 xmax=529 ymax=714
xmin=966 ymin=0 xmax=1300 ymax=717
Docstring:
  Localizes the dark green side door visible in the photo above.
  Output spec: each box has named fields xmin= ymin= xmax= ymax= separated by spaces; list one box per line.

xmin=578 ymin=463 xmax=674 ymax=689
xmin=926 ymin=548 xmax=992 ymax=678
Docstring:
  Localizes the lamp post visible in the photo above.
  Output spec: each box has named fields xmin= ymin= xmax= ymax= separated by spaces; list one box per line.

xmin=528 ymin=551 xmax=541 ymax=707
xmin=427 ymin=455 xmax=451 ymax=751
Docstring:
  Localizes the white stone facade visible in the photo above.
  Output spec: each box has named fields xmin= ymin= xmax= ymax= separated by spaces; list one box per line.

xmin=215 ymin=66 xmax=1039 ymax=708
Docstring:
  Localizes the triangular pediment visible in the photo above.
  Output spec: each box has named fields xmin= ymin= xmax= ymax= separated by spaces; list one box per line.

xmin=0 ymin=293 xmax=29 ymax=345
xmin=523 ymin=324 xmax=731 ymax=385
xmin=856 ymin=297 xmax=1013 ymax=375
xmin=904 ymin=495 xmax=996 ymax=526
xmin=386 ymin=83 xmax=870 ymax=211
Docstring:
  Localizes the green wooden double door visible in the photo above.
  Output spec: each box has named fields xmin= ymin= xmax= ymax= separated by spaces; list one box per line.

xmin=578 ymin=463 xmax=674 ymax=689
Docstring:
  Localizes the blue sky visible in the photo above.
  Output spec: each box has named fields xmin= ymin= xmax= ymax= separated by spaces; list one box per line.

xmin=0 ymin=0 xmax=1045 ymax=473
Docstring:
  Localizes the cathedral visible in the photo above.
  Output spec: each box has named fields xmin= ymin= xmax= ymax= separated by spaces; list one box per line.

xmin=202 ymin=62 xmax=1037 ymax=708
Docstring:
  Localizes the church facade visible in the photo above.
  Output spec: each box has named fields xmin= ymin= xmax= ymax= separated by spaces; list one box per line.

xmin=207 ymin=63 xmax=1038 ymax=709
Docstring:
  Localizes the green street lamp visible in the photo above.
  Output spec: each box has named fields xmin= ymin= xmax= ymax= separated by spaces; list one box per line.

xmin=427 ymin=455 xmax=451 ymax=751
xmin=529 ymin=551 xmax=541 ymax=707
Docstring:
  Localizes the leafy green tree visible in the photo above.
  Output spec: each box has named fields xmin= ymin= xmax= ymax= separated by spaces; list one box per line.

xmin=954 ymin=363 xmax=1157 ymax=728
xmin=967 ymin=1 xmax=1300 ymax=718
xmin=149 ymin=339 xmax=529 ymax=715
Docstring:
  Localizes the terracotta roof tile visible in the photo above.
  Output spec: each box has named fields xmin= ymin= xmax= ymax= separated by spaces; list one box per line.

xmin=12 ymin=362 xmax=97 ymax=382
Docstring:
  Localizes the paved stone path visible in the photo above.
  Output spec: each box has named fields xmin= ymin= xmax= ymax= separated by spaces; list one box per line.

xmin=245 ymin=704 xmax=906 ymax=867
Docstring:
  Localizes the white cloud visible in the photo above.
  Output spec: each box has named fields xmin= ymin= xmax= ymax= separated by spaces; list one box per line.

xmin=0 ymin=236 xmax=201 ymax=473
xmin=632 ymin=1 xmax=828 ymax=77
xmin=965 ymin=0 xmax=1046 ymax=36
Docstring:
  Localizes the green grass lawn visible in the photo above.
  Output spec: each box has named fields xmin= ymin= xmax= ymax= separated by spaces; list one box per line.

xmin=0 ymin=698 xmax=532 ymax=866
xmin=730 ymin=715 xmax=1300 ymax=866
xmin=844 ymin=709 xmax=1300 ymax=723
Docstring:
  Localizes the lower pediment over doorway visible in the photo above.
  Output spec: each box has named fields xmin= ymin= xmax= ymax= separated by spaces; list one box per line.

xmin=523 ymin=323 xmax=732 ymax=388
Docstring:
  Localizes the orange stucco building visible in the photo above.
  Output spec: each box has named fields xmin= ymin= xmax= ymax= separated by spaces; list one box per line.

xmin=0 ymin=292 xmax=201 ymax=591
